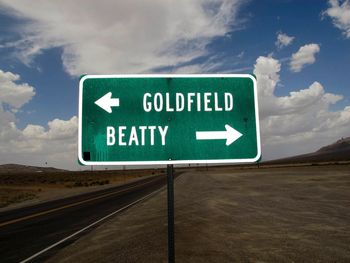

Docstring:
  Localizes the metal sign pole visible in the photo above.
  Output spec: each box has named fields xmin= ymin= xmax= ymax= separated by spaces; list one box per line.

xmin=167 ymin=164 xmax=175 ymax=263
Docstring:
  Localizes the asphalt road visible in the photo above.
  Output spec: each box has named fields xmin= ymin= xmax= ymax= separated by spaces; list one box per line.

xmin=44 ymin=165 xmax=350 ymax=263
xmin=0 ymin=174 xmax=168 ymax=263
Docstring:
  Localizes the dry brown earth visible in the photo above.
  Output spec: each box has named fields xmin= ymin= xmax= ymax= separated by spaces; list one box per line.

xmin=47 ymin=165 xmax=350 ymax=262
xmin=0 ymin=169 xmax=162 ymax=211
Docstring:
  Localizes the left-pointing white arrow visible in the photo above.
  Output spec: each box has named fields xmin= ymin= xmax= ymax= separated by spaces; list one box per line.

xmin=196 ymin=124 xmax=243 ymax=146
xmin=95 ymin=92 xmax=120 ymax=113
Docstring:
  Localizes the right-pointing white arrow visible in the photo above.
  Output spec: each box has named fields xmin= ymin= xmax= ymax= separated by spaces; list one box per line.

xmin=95 ymin=92 xmax=120 ymax=113
xmin=196 ymin=124 xmax=243 ymax=146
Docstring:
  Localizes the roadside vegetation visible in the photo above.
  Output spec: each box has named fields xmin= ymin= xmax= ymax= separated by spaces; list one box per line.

xmin=0 ymin=169 xmax=163 ymax=209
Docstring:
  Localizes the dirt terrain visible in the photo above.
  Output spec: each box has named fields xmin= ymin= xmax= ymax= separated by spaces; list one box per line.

xmin=0 ymin=168 xmax=163 ymax=211
xmin=46 ymin=164 xmax=350 ymax=262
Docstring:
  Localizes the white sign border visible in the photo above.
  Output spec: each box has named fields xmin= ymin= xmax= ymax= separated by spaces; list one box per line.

xmin=78 ymin=74 xmax=261 ymax=166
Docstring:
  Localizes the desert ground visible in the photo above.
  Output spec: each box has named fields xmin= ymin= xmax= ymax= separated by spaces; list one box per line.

xmin=43 ymin=164 xmax=350 ymax=262
xmin=0 ymin=168 xmax=163 ymax=211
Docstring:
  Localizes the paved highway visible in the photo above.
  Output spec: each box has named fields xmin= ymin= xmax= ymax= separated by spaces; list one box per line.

xmin=44 ymin=165 xmax=350 ymax=263
xmin=0 ymin=174 xmax=169 ymax=263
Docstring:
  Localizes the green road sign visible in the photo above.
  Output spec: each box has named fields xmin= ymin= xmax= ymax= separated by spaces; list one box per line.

xmin=78 ymin=74 xmax=261 ymax=165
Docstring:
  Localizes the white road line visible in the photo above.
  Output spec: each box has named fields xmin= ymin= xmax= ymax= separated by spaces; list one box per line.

xmin=20 ymin=186 xmax=166 ymax=263
xmin=0 ymin=178 xmax=160 ymax=228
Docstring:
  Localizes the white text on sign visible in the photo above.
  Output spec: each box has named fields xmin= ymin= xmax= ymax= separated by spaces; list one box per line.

xmin=143 ymin=92 xmax=233 ymax=112
xmin=107 ymin=126 xmax=169 ymax=146
xmin=106 ymin=92 xmax=234 ymax=147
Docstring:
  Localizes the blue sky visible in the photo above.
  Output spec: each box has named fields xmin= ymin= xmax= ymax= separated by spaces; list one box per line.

xmin=0 ymin=0 xmax=349 ymax=169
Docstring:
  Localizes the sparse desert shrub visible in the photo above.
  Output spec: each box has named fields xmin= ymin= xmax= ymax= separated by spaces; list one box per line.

xmin=0 ymin=189 xmax=37 ymax=208
xmin=7 ymin=180 xmax=14 ymax=184
xmin=73 ymin=181 xmax=83 ymax=187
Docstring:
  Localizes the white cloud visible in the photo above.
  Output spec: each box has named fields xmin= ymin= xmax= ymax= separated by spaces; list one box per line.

xmin=0 ymin=69 xmax=35 ymax=108
xmin=21 ymin=117 xmax=78 ymax=141
xmin=0 ymin=115 xmax=78 ymax=169
xmin=237 ymin=51 xmax=245 ymax=58
xmin=289 ymin=43 xmax=320 ymax=72
xmin=275 ymin=32 xmax=294 ymax=48
xmin=0 ymin=0 xmax=349 ymax=167
xmin=171 ymin=65 xmax=204 ymax=74
xmin=254 ymin=56 xmax=350 ymax=160
xmin=170 ymin=57 xmax=227 ymax=74
xmin=1 ymin=60 xmax=349 ymax=168
xmin=0 ymin=69 xmax=78 ymax=169
xmin=323 ymin=0 xmax=350 ymax=38
xmin=0 ymin=0 xmax=243 ymax=75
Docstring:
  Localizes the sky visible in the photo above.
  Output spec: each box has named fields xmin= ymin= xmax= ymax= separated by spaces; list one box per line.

xmin=0 ymin=0 xmax=349 ymax=170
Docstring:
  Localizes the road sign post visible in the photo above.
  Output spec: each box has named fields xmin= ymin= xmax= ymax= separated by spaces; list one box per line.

xmin=78 ymin=74 xmax=261 ymax=165
xmin=78 ymin=74 xmax=261 ymax=263
xmin=167 ymin=164 xmax=175 ymax=263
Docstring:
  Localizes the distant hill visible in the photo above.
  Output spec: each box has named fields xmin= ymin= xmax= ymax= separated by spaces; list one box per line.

xmin=265 ymin=137 xmax=350 ymax=164
xmin=0 ymin=164 xmax=66 ymax=174
xmin=317 ymin=137 xmax=350 ymax=153
xmin=1 ymin=138 xmax=350 ymax=171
